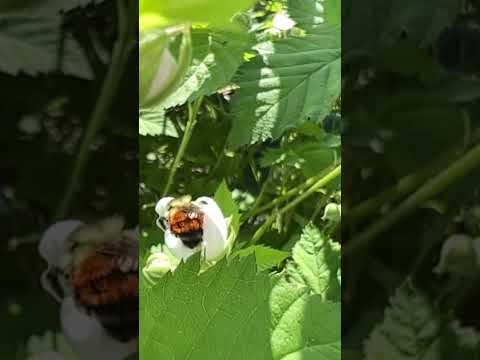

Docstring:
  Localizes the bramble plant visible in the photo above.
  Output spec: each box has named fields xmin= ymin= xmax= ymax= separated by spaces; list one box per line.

xmin=343 ymin=0 xmax=480 ymax=358
xmin=139 ymin=0 xmax=341 ymax=359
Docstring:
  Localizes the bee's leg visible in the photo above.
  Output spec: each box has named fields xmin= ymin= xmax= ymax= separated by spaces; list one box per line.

xmin=156 ymin=217 xmax=169 ymax=231
xmin=40 ymin=266 xmax=66 ymax=303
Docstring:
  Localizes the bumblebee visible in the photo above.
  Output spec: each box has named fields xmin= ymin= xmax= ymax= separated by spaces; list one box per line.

xmin=42 ymin=216 xmax=138 ymax=343
xmin=158 ymin=195 xmax=205 ymax=249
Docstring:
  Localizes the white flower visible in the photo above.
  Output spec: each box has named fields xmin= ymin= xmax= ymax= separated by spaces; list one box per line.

xmin=156 ymin=196 xmax=229 ymax=262
xmin=433 ymin=234 xmax=480 ymax=276
xmin=38 ymin=220 xmax=137 ymax=360
xmin=272 ymin=11 xmax=296 ymax=31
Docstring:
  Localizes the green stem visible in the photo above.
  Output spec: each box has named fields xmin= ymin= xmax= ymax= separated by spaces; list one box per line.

xmin=245 ymin=172 xmax=324 ymax=219
xmin=162 ymin=97 xmax=203 ymax=196
xmin=344 ymin=148 xmax=459 ymax=227
xmin=55 ymin=0 xmax=133 ymax=219
xmin=344 ymin=142 xmax=480 ymax=257
xmin=251 ymin=165 xmax=341 ymax=244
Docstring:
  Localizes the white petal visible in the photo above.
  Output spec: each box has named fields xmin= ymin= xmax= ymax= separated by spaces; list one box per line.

xmin=272 ymin=11 xmax=296 ymax=31
xmin=164 ymin=229 xmax=196 ymax=260
xmin=194 ymin=197 xmax=228 ymax=261
xmin=146 ymin=49 xmax=178 ymax=101
xmin=38 ymin=220 xmax=84 ymax=268
xmin=60 ymin=297 xmax=136 ymax=360
xmin=155 ymin=196 xmax=174 ymax=218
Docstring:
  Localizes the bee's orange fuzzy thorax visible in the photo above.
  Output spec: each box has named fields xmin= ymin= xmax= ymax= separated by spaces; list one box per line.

xmin=169 ymin=210 xmax=204 ymax=235
xmin=72 ymin=254 xmax=138 ymax=307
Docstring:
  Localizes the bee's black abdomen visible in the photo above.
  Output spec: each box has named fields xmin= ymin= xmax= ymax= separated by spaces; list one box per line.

xmin=179 ymin=230 xmax=203 ymax=249
xmin=90 ymin=300 xmax=139 ymax=342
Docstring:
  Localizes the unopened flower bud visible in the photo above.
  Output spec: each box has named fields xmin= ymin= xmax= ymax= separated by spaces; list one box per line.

xmin=434 ymin=234 xmax=480 ymax=277
xmin=322 ymin=203 xmax=341 ymax=223
xmin=143 ymin=251 xmax=174 ymax=283
xmin=139 ymin=29 xmax=191 ymax=107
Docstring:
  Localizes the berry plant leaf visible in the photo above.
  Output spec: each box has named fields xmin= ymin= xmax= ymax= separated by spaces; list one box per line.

xmin=285 ymin=0 xmax=341 ymax=28
xmin=270 ymin=276 xmax=341 ymax=360
xmin=139 ymin=109 xmax=179 ymax=137
xmin=365 ymin=280 xmax=444 ymax=360
xmin=228 ymin=24 xmax=340 ymax=147
xmin=140 ymin=254 xmax=273 ymax=360
xmin=287 ymin=225 xmax=340 ymax=300
xmin=157 ymin=29 xmax=253 ymax=112
xmin=0 ymin=15 xmax=92 ymax=78
xmin=214 ymin=180 xmax=241 ymax=246
xmin=234 ymin=245 xmax=290 ymax=272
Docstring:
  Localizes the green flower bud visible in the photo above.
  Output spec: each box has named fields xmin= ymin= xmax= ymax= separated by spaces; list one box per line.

xmin=434 ymin=234 xmax=480 ymax=277
xmin=143 ymin=251 xmax=174 ymax=283
xmin=322 ymin=203 xmax=341 ymax=223
xmin=139 ymin=28 xmax=191 ymax=107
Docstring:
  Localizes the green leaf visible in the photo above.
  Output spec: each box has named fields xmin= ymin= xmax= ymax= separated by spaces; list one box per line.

xmin=139 ymin=110 xmax=180 ymax=137
xmin=228 ymin=24 xmax=340 ymax=147
xmin=365 ymin=280 xmax=443 ymax=360
xmin=270 ymin=276 xmax=340 ymax=360
xmin=286 ymin=0 xmax=341 ymax=28
xmin=214 ymin=180 xmax=241 ymax=247
xmin=287 ymin=225 xmax=340 ymax=300
xmin=0 ymin=15 xmax=92 ymax=78
xmin=140 ymin=0 xmax=256 ymax=25
xmin=158 ymin=29 xmax=253 ymax=112
xmin=234 ymin=245 xmax=290 ymax=271
xmin=140 ymin=254 xmax=272 ymax=360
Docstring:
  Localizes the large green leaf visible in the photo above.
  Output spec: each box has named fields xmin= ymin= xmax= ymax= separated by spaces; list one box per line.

xmin=140 ymin=255 xmax=273 ymax=360
xmin=286 ymin=0 xmax=341 ymax=28
xmin=228 ymin=24 xmax=340 ymax=147
xmin=0 ymin=15 xmax=92 ymax=78
xmin=286 ymin=225 xmax=340 ymax=300
xmin=365 ymin=281 xmax=443 ymax=360
xmin=269 ymin=276 xmax=341 ymax=360
xmin=155 ymin=29 xmax=253 ymax=112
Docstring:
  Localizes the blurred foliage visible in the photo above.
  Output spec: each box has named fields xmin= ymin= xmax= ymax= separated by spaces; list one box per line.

xmin=0 ymin=1 xmax=137 ymax=358
xmin=343 ymin=0 xmax=480 ymax=357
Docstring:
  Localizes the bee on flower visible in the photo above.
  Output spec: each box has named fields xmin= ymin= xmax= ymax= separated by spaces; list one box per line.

xmin=38 ymin=216 xmax=138 ymax=360
xmin=155 ymin=195 xmax=229 ymax=262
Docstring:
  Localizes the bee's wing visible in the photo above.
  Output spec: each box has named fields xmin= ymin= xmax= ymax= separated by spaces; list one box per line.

xmin=96 ymin=237 xmax=138 ymax=258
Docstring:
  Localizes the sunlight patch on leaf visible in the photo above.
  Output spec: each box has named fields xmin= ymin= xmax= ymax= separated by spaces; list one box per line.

xmin=228 ymin=24 xmax=340 ymax=147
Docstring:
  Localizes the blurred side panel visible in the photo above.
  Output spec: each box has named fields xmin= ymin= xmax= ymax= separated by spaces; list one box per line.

xmin=0 ymin=1 xmax=138 ymax=359
xmin=343 ymin=0 xmax=480 ymax=359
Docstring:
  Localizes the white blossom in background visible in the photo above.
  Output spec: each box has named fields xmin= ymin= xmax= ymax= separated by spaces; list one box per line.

xmin=18 ymin=114 xmax=42 ymax=135
xmin=155 ymin=196 xmax=229 ymax=262
xmin=433 ymin=234 xmax=480 ymax=277
xmin=38 ymin=220 xmax=137 ymax=360
xmin=272 ymin=10 xmax=296 ymax=31
xmin=145 ymin=48 xmax=178 ymax=102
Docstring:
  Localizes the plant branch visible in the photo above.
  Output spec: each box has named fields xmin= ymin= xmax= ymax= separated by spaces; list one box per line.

xmin=251 ymin=165 xmax=341 ymax=244
xmin=162 ymin=97 xmax=203 ymax=196
xmin=55 ymin=0 xmax=133 ymax=219
xmin=244 ymin=172 xmax=325 ymax=220
xmin=344 ymin=142 xmax=480 ymax=257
